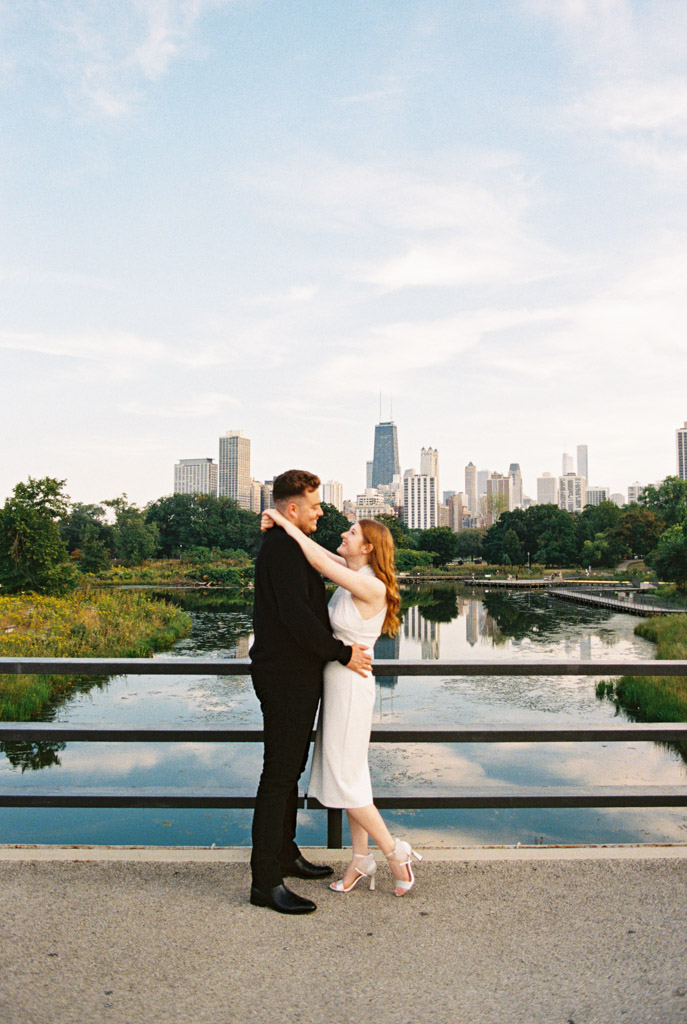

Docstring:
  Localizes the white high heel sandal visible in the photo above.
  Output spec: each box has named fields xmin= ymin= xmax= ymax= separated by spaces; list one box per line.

xmin=330 ymin=853 xmax=377 ymax=892
xmin=385 ymin=839 xmax=422 ymax=896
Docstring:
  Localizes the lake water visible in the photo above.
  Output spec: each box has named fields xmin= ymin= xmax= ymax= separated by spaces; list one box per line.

xmin=1 ymin=587 xmax=686 ymax=847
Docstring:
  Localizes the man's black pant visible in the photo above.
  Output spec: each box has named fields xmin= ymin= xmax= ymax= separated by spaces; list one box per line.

xmin=250 ymin=669 xmax=322 ymax=890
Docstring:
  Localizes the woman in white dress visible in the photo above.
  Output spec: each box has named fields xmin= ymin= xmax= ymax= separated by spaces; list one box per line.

xmin=261 ymin=509 xmax=422 ymax=896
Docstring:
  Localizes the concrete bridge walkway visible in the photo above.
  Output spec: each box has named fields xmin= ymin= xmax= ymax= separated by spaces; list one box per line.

xmin=1 ymin=845 xmax=687 ymax=1024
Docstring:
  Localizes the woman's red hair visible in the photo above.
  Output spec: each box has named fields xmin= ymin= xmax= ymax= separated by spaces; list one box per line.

xmin=358 ymin=518 xmax=401 ymax=637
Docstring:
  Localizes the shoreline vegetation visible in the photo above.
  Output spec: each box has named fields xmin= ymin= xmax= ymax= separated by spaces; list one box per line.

xmin=0 ymin=591 xmax=191 ymax=720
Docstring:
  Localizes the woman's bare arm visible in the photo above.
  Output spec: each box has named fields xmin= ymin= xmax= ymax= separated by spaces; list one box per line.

xmin=261 ymin=509 xmax=384 ymax=605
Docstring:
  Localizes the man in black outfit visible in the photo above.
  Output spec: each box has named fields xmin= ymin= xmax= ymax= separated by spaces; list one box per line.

xmin=249 ymin=469 xmax=371 ymax=915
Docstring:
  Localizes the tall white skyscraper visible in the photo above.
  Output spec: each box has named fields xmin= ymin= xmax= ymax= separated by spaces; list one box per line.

xmin=477 ymin=469 xmax=490 ymax=498
xmin=465 ymin=462 xmax=477 ymax=515
xmin=218 ymin=430 xmax=251 ymax=509
xmin=677 ymin=422 xmax=687 ymax=480
xmin=322 ymin=480 xmax=344 ymax=511
xmin=420 ymin=446 xmax=439 ymax=478
xmin=537 ymin=473 xmax=558 ymax=505
xmin=577 ymin=444 xmax=588 ymax=482
xmin=562 ymin=452 xmax=574 ymax=475
xmin=627 ymin=482 xmax=644 ymax=503
xmin=174 ymin=458 xmax=218 ymax=496
xmin=559 ymin=473 xmax=586 ymax=512
xmin=403 ymin=469 xmax=438 ymax=530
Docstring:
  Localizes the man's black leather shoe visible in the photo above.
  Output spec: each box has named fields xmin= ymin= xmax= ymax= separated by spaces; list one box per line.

xmin=280 ymin=855 xmax=334 ymax=880
xmin=250 ymin=884 xmax=316 ymax=915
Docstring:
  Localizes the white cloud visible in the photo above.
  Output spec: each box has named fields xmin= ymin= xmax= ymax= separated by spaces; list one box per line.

xmin=39 ymin=0 xmax=227 ymax=117
xmin=0 ymin=329 xmax=167 ymax=364
xmin=121 ymin=392 xmax=239 ymax=418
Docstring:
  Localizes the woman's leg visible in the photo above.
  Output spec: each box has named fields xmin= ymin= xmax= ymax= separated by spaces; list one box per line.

xmin=346 ymin=804 xmax=411 ymax=887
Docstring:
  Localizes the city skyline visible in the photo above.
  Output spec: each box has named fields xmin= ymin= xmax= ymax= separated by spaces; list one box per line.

xmin=2 ymin=2 xmax=687 ymax=506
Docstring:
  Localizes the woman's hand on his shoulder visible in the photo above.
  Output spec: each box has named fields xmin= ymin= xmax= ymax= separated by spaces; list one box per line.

xmin=261 ymin=507 xmax=287 ymax=532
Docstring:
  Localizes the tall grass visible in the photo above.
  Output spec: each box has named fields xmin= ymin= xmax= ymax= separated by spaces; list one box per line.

xmin=603 ymin=616 xmax=687 ymax=729
xmin=0 ymin=591 xmax=191 ymax=720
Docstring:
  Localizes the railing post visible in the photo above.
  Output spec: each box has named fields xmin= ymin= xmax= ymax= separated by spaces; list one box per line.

xmin=327 ymin=808 xmax=343 ymax=849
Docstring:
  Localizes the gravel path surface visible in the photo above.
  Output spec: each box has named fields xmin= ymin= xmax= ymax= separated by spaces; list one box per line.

xmin=2 ymin=854 xmax=687 ymax=1024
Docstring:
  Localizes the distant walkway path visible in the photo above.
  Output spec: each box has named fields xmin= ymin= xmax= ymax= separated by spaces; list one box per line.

xmin=2 ymin=845 xmax=686 ymax=1024
xmin=550 ymin=588 xmax=683 ymax=617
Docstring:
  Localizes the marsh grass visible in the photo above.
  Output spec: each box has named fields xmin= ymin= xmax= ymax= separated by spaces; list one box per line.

xmin=0 ymin=591 xmax=191 ymax=720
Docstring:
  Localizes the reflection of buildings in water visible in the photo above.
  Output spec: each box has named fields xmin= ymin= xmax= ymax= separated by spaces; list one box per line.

xmin=580 ymin=634 xmax=592 ymax=661
xmin=466 ymin=600 xmax=479 ymax=646
xmin=374 ymin=633 xmax=400 ymax=689
xmin=403 ymin=605 xmax=440 ymax=659
xmin=479 ymin=604 xmax=495 ymax=641
xmin=228 ymin=635 xmax=251 ymax=659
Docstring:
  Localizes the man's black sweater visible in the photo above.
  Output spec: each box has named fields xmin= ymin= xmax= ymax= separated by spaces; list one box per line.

xmin=249 ymin=526 xmax=352 ymax=674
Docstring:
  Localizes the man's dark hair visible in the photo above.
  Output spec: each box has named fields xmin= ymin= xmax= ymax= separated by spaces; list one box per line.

xmin=273 ymin=469 xmax=321 ymax=504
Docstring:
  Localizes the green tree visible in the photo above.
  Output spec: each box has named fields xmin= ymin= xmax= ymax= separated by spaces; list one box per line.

xmin=0 ymin=477 xmax=77 ymax=594
xmin=314 ymin=503 xmax=350 ymax=553
xmin=375 ymin=513 xmax=414 ymax=549
xmin=454 ymin=528 xmax=485 ymax=560
xmin=145 ymin=493 xmax=260 ymax=557
xmin=395 ymin=548 xmax=435 ymax=572
xmin=502 ymin=528 xmax=524 ymax=566
xmin=416 ymin=527 xmax=457 ymax=566
xmin=60 ymin=502 xmax=112 ymax=554
xmin=610 ymin=506 xmax=663 ymax=559
xmin=104 ymin=496 xmax=160 ymax=566
xmin=647 ymin=522 xmax=687 ymax=590
xmin=77 ymin=524 xmax=113 ymax=573
xmin=639 ymin=476 xmax=687 ymax=527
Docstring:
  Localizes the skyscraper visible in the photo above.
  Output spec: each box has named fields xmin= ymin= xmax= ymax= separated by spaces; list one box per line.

xmin=559 ymin=473 xmax=586 ymax=512
xmin=371 ymin=421 xmax=400 ymax=488
xmin=508 ymin=463 xmax=523 ymax=508
xmin=537 ymin=473 xmax=558 ymax=505
xmin=322 ymin=480 xmax=344 ymax=511
xmin=465 ymin=462 xmax=477 ymax=515
xmin=218 ymin=430 xmax=251 ymax=509
xmin=403 ymin=469 xmax=438 ymax=530
xmin=420 ymin=446 xmax=439 ymax=478
xmin=174 ymin=458 xmax=218 ymax=496
xmin=677 ymin=422 xmax=687 ymax=480
xmin=577 ymin=444 xmax=588 ymax=482
xmin=562 ymin=452 xmax=574 ymax=475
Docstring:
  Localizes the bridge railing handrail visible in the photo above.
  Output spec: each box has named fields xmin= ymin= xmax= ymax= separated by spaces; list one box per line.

xmin=1 ymin=657 xmax=687 ymax=677
xmin=1 ymin=658 xmax=686 ymax=847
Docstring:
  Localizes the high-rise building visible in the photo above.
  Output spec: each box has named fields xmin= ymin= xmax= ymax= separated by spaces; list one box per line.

xmin=403 ymin=469 xmax=438 ymax=530
xmin=508 ymin=463 xmax=523 ymax=508
xmin=627 ymin=482 xmax=644 ymax=504
xmin=486 ymin=473 xmax=512 ymax=524
xmin=218 ymin=430 xmax=251 ymax=509
xmin=366 ymin=461 xmax=373 ymax=488
xmin=260 ymin=482 xmax=274 ymax=512
xmin=610 ymin=493 xmax=626 ymax=507
xmin=537 ymin=473 xmax=558 ymax=505
xmin=322 ymin=480 xmax=344 ymax=511
xmin=586 ymin=486 xmax=610 ymax=506
xmin=477 ymin=469 xmax=491 ymax=498
xmin=562 ymin=452 xmax=574 ymax=475
xmin=677 ymin=422 xmax=687 ymax=480
xmin=420 ymin=446 xmax=439 ymax=479
xmin=577 ymin=444 xmax=588 ymax=482
xmin=174 ymin=458 xmax=218 ymax=496
xmin=559 ymin=473 xmax=586 ymax=512
xmin=249 ymin=479 xmax=263 ymax=514
xmin=371 ymin=421 xmax=400 ymax=488
xmin=447 ymin=493 xmax=468 ymax=532
xmin=465 ymin=462 xmax=477 ymax=515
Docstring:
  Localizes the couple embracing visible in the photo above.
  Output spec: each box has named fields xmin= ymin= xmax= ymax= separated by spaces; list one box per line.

xmin=249 ymin=469 xmax=422 ymax=914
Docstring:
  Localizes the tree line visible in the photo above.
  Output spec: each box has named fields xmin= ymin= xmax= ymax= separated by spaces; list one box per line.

xmin=2 ymin=475 xmax=687 ymax=595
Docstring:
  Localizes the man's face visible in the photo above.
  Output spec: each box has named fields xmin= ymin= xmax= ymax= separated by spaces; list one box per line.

xmin=291 ymin=488 xmax=323 ymax=535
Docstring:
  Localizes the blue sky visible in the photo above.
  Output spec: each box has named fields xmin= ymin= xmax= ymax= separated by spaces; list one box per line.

xmin=2 ymin=0 xmax=687 ymax=506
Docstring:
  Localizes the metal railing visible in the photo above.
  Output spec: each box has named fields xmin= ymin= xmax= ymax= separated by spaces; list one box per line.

xmin=1 ymin=658 xmax=687 ymax=847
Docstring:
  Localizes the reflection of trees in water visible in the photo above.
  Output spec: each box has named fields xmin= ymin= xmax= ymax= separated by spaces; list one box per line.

xmin=0 ymin=740 xmax=66 ymax=771
xmin=481 ymin=591 xmax=615 ymax=645
xmin=401 ymin=586 xmax=458 ymax=624
xmin=159 ymin=590 xmax=254 ymax=615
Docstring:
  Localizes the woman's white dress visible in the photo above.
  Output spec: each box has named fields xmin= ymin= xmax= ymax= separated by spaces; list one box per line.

xmin=308 ymin=565 xmax=386 ymax=809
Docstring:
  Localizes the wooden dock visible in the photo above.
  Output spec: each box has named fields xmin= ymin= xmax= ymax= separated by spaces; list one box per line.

xmin=549 ymin=588 xmax=682 ymax=617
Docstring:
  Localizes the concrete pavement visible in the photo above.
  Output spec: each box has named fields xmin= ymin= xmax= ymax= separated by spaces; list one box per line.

xmin=1 ymin=845 xmax=687 ymax=1024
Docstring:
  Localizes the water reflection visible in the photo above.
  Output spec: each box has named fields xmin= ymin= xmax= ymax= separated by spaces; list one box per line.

xmin=2 ymin=586 xmax=686 ymax=847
